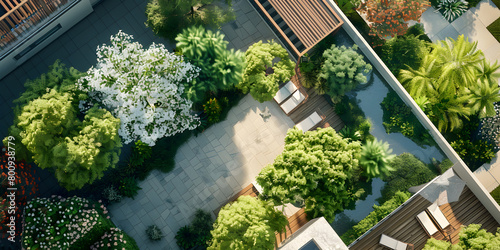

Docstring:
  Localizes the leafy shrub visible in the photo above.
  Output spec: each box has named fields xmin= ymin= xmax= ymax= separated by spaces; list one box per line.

xmin=237 ymin=40 xmax=295 ymax=103
xmin=339 ymin=126 xmax=362 ymax=142
xmin=316 ymin=44 xmax=372 ymax=103
xmin=451 ymin=139 xmax=495 ymax=171
xmin=379 ymin=153 xmax=437 ymax=204
xmin=341 ymin=191 xmax=411 ymax=245
xmin=176 ymin=26 xmax=245 ymax=103
xmin=90 ymin=227 xmax=139 ymax=249
xmin=209 ymin=196 xmax=287 ymax=249
xmin=22 ymin=196 xmax=138 ymax=249
xmin=129 ymin=140 xmax=153 ymax=167
xmin=146 ymin=0 xmax=235 ymax=41
xmin=204 ymin=98 xmax=222 ymax=124
xmin=118 ymin=177 xmax=142 ymax=199
xmin=360 ymin=139 xmax=396 ymax=179
xmin=405 ymin=23 xmax=433 ymax=42
xmin=175 ymin=209 xmax=213 ymax=249
xmin=423 ymin=238 xmax=453 ymax=250
xmin=381 ymin=91 xmax=435 ymax=146
xmin=335 ymin=95 xmax=374 ymax=142
xmin=437 ymin=0 xmax=468 ymax=22
xmin=102 ymin=186 xmax=123 ymax=203
xmin=146 ymin=225 xmax=164 ymax=241
xmin=376 ymin=34 xmax=430 ymax=76
xmin=257 ymin=127 xmax=363 ymax=222
xmin=424 ymin=224 xmax=500 ymax=249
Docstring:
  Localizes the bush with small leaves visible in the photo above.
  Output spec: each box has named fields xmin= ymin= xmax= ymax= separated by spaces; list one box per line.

xmin=129 ymin=140 xmax=153 ymax=167
xmin=146 ymin=225 xmax=164 ymax=241
xmin=360 ymin=139 xmax=396 ymax=179
xmin=102 ymin=186 xmax=123 ymax=203
xmin=316 ymin=44 xmax=372 ymax=103
xmin=118 ymin=177 xmax=142 ymax=199
xmin=204 ymin=98 xmax=222 ymax=124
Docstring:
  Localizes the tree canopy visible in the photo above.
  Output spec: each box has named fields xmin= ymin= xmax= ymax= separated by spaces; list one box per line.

xmin=176 ymin=26 xmax=245 ymax=103
xmin=78 ymin=31 xmax=200 ymax=146
xmin=256 ymin=127 xmax=363 ymax=222
xmin=15 ymin=90 xmax=122 ymax=190
xmin=209 ymin=196 xmax=287 ymax=250
xmin=423 ymin=224 xmax=500 ymax=250
xmin=316 ymin=44 xmax=372 ymax=103
xmin=237 ymin=40 xmax=295 ymax=103
xmin=146 ymin=0 xmax=235 ymax=41
xmin=399 ymin=35 xmax=500 ymax=132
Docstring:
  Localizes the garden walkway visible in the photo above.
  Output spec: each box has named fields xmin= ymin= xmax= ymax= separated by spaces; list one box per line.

xmin=107 ymin=0 xmax=295 ymax=249
xmin=419 ymin=0 xmax=500 ymax=193
xmin=109 ymin=95 xmax=295 ymax=249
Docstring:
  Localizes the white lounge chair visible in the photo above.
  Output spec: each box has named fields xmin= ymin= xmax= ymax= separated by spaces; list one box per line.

xmin=427 ymin=203 xmax=450 ymax=230
xmin=295 ymin=112 xmax=323 ymax=132
xmin=274 ymin=81 xmax=297 ymax=104
xmin=416 ymin=211 xmax=439 ymax=237
xmin=379 ymin=234 xmax=414 ymax=250
xmin=280 ymin=89 xmax=306 ymax=115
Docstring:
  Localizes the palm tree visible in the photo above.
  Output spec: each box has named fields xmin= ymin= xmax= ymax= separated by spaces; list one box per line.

xmin=360 ymin=139 xmax=395 ymax=179
xmin=399 ymin=55 xmax=439 ymax=98
xmin=466 ymin=79 xmax=500 ymax=118
xmin=427 ymin=92 xmax=472 ymax=132
xmin=435 ymin=35 xmax=483 ymax=91
xmin=477 ymin=59 xmax=500 ymax=85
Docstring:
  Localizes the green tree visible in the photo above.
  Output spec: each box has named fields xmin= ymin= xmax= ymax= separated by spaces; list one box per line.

xmin=237 ymin=40 xmax=295 ymax=103
xmin=256 ymin=127 xmax=363 ymax=222
xmin=4 ymin=61 xmax=84 ymax=161
xmin=399 ymin=35 xmax=500 ymax=132
xmin=423 ymin=224 xmax=500 ymax=249
xmin=316 ymin=44 xmax=372 ymax=103
xmin=466 ymin=79 xmax=500 ymax=118
xmin=209 ymin=196 xmax=287 ymax=250
xmin=378 ymin=34 xmax=430 ymax=76
xmin=176 ymin=26 xmax=245 ymax=103
xmin=360 ymin=139 xmax=396 ymax=179
xmin=146 ymin=0 xmax=235 ymax=41
xmin=14 ymin=90 xmax=121 ymax=190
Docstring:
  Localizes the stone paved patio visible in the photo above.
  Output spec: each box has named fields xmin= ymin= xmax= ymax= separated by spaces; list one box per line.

xmin=108 ymin=95 xmax=295 ymax=249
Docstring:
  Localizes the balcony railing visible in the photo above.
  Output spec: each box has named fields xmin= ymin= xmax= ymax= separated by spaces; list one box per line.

xmin=0 ymin=0 xmax=73 ymax=52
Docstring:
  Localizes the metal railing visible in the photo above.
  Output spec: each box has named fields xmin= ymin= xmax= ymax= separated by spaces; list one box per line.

xmin=0 ymin=0 xmax=71 ymax=51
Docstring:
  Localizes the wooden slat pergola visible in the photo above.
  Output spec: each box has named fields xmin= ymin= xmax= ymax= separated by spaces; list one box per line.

xmin=251 ymin=0 xmax=344 ymax=59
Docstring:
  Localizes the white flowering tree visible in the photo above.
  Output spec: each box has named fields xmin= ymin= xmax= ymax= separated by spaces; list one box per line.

xmin=78 ymin=31 xmax=200 ymax=146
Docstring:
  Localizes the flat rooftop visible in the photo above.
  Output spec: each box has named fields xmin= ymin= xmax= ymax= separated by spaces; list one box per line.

xmin=349 ymin=186 xmax=500 ymax=249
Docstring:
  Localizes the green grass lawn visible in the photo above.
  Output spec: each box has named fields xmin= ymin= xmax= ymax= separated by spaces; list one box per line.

xmin=488 ymin=17 xmax=500 ymax=43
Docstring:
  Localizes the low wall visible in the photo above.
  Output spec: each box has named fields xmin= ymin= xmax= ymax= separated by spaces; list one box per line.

xmin=324 ymin=0 xmax=500 ymax=224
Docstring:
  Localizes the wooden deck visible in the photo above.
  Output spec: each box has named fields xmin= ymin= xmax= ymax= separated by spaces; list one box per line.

xmin=252 ymin=0 xmax=343 ymax=58
xmin=275 ymin=208 xmax=310 ymax=247
xmin=350 ymin=186 xmax=500 ymax=249
xmin=213 ymin=183 xmax=260 ymax=216
xmin=285 ymin=69 xmax=345 ymax=132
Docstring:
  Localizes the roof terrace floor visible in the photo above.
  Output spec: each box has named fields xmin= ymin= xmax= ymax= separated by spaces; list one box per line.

xmin=350 ymin=186 xmax=500 ymax=250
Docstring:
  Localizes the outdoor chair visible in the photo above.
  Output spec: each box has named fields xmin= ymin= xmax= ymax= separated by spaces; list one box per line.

xmin=379 ymin=234 xmax=414 ymax=250
xmin=274 ymin=80 xmax=298 ymax=104
xmin=427 ymin=203 xmax=454 ymax=241
xmin=280 ymin=88 xmax=307 ymax=115
xmin=416 ymin=211 xmax=440 ymax=237
xmin=295 ymin=111 xmax=325 ymax=132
